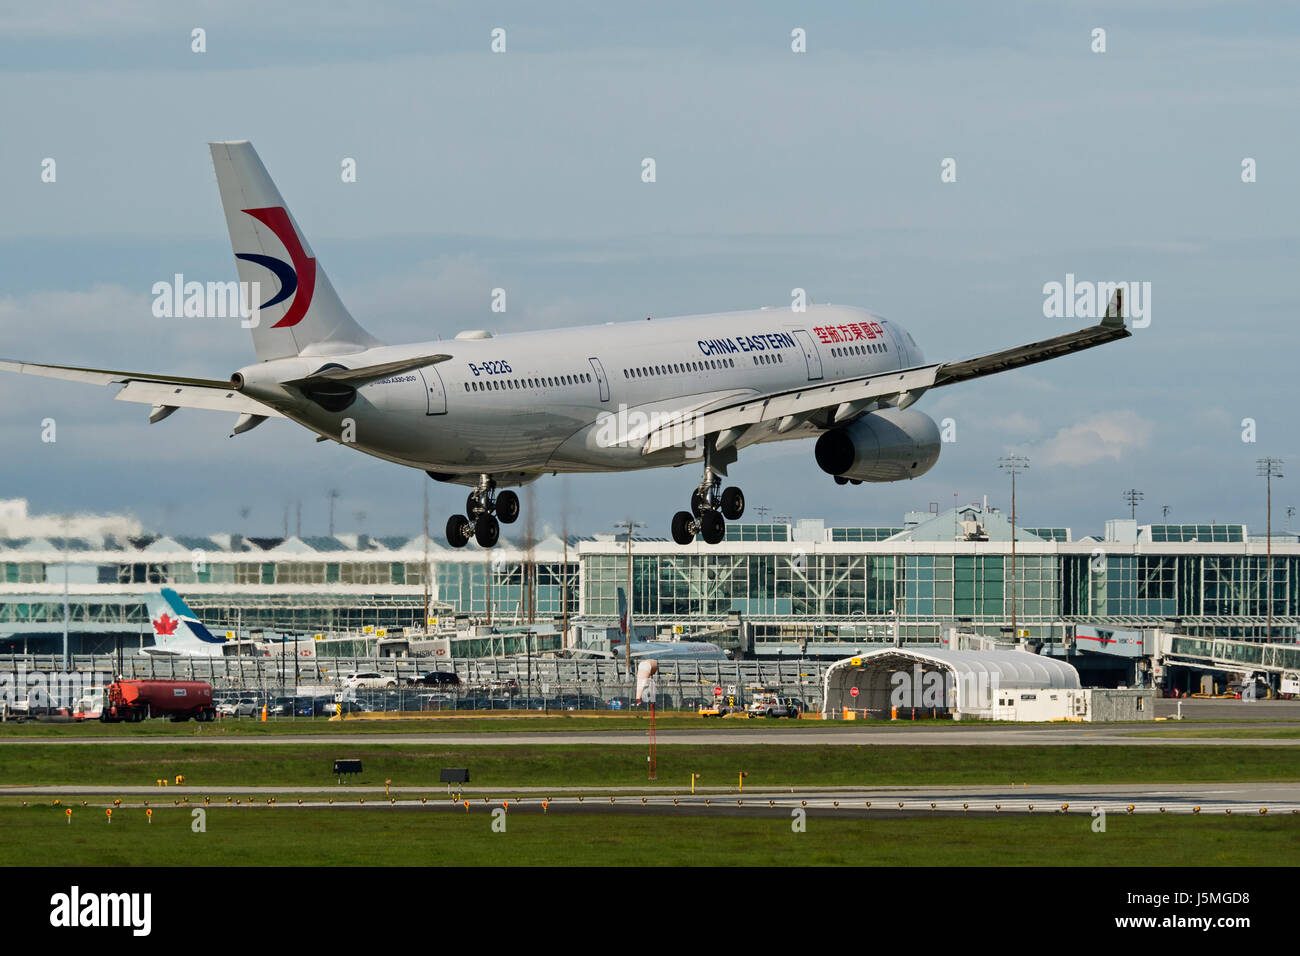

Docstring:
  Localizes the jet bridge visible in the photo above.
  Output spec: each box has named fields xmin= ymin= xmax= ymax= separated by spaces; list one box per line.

xmin=1157 ymin=631 xmax=1300 ymax=677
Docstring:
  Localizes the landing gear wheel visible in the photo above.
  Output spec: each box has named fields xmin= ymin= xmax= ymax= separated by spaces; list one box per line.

xmin=446 ymin=514 xmax=471 ymax=548
xmin=496 ymin=490 xmax=520 ymax=523
xmin=720 ymin=486 xmax=745 ymax=520
xmin=699 ymin=510 xmax=726 ymax=545
xmin=690 ymin=488 xmax=708 ymax=517
xmin=834 ymin=475 xmax=849 ymax=485
xmin=474 ymin=513 xmax=500 ymax=548
xmin=671 ymin=511 xmax=696 ymax=545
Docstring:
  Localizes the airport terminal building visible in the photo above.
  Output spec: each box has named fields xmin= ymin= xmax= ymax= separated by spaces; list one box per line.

xmin=1 ymin=498 xmax=1298 ymax=664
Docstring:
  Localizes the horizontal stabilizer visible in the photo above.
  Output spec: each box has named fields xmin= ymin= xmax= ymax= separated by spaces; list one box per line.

xmin=0 ymin=358 xmax=231 ymax=389
xmin=0 ymin=358 xmax=283 ymax=419
xmin=117 ymin=380 xmax=283 ymax=418
xmin=283 ymin=353 xmax=452 ymax=389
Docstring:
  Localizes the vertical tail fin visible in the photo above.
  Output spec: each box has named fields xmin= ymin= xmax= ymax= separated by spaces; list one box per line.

xmin=209 ymin=141 xmax=381 ymax=361
xmin=144 ymin=589 xmax=226 ymax=655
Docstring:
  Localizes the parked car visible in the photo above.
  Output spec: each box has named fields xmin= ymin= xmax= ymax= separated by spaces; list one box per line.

xmin=413 ymin=694 xmax=454 ymax=712
xmin=342 ymin=671 xmax=397 ymax=690
xmin=486 ymin=678 xmax=520 ymax=697
xmin=218 ymin=697 xmax=262 ymax=718
xmin=409 ymin=670 xmax=461 ymax=687
xmin=557 ymin=694 xmax=600 ymax=711
xmin=289 ymin=696 xmax=332 ymax=717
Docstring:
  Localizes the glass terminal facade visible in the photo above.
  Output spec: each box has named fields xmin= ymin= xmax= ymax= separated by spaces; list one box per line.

xmin=1 ymin=511 xmax=1298 ymax=653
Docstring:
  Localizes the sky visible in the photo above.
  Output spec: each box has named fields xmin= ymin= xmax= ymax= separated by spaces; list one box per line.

xmin=1 ymin=1 xmax=1298 ymax=541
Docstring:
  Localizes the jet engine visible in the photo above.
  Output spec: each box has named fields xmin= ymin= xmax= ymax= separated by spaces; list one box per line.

xmin=814 ymin=407 xmax=941 ymax=482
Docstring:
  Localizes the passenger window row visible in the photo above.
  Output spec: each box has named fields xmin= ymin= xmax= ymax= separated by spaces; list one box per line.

xmin=832 ymin=343 xmax=886 ymax=358
xmin=622 ymin=357 xmax=736 ymax=379
xmin=750 ymin=353 xmax=785 ymax=366
xmin=464 ymin=372 xmax=592 ymax=393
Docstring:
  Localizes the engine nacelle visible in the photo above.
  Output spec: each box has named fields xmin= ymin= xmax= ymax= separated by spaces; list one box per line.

xmin=814 ymin=407 xmax=941 ymax=482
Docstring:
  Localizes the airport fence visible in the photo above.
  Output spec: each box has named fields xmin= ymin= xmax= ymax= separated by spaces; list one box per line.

xmin=1 ymin=653 xmax=832 ymax=716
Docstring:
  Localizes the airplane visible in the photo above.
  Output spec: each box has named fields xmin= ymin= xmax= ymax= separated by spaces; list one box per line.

xmin=558 ymin=641 xmax=728 ymax=662
xmin=141 ymin=588 xmax=268 ymax=657
xmin=628 ymin=640 xmax=728 ymax=661
xmin=0 ymin=141 xmax=1131 ymax=549
xmin=613 ymin=589 xmax=729 ymax=660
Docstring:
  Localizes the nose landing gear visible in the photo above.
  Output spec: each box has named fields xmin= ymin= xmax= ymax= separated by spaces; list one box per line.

xmin=445 ymin=476 xmax=517 ymax=548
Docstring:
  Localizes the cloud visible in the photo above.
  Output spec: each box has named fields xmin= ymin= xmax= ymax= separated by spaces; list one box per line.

xmin=1023 ymin=411 xmax=1155 ymax=467
xmin=0 ymin=282 xmax=250 ymax=375
xmin=989 ymin=411 xmax=1039 ymax=437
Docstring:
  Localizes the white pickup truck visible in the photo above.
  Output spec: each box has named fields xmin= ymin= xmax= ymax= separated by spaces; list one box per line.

xmin=745 ymin=693 xmax=802 ymax=718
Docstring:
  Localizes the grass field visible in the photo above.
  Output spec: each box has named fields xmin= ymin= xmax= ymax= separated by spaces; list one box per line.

xmin=0 ymin=804 xmax=1293 ymax=866
xmin=3 ymin=743 xmax=1299 ymax=789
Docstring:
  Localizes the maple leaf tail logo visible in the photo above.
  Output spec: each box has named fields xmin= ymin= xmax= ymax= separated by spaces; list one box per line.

xmin=153 ymin=613 xmax=179 ymax=636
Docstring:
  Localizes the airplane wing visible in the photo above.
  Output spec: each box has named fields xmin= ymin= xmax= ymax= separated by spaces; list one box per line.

xmin=642 ymin=291 xmax=1130 ymax=454
xmin=0 ymin=359 xmax=284 ymax=419
xmin=928 ymin=298 xmax=1129 ymax=388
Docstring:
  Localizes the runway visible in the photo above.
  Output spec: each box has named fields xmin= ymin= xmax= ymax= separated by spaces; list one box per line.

xmin=8 ymin=781 xmax=1299 ymax=817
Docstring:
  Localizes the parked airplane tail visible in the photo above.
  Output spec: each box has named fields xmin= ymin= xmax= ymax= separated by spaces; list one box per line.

xmin=209 ymin=141 xmax=382 ymax=362
xmin=143 ymin=588 xmax=227 ymax=656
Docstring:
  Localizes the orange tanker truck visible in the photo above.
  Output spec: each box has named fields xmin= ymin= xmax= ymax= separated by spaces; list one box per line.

xmin=100 ymin=679 xmax=217 ymax=723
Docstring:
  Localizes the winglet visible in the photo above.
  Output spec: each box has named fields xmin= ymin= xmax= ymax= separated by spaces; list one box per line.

xmin=1101 ymin=287 xmax=1125 ymax=329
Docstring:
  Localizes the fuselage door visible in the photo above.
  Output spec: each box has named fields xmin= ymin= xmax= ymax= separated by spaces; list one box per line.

xmin=588 ymin=356 xmax=610 ymax=402
xmin=792 ymin=330 xmax=824 ymax=381
xmin=420 ymin=365 xmax=447 ymax=415
xmin=884 ymin=322 xmax=911 ymax=366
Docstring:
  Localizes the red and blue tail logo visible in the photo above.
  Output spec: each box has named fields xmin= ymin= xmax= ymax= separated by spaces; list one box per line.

xmin=235 ymin=206 xmax=317 ymax=328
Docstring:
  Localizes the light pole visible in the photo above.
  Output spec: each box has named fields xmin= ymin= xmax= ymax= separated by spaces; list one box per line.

xmin=61 ymin=516 xmax=70 ymax=671
xmin=613 ymin=519 xmax=646 ymax=671
xmin=422 ymin=481 xmax=431 ymax=631
xmin=561 ymin=531 xmax=570 ymax=647
xmin=1257 ymin=458 xmax=1284 ymax=642
xmin=1122 ymin=488 xmax=1144 ymax=521
xmin=327 ymin=489 xmax=340 ymax=536
xmin=998 ymin=456 xmax=1029 ymax=640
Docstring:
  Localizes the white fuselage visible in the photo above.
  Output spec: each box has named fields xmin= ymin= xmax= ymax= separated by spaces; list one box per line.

xmin=242 ymin=304 xmax=923 ymax=480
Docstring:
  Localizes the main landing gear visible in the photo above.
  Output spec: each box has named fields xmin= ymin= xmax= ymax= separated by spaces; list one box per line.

xmin=671 ymin=443 xmax=745 ymax=546
xmin=445 ymin=476 xmax=519 ymax=548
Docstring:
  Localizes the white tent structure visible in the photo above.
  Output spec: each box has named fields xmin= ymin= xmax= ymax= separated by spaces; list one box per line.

xmin=823 ymin=648 xmax=1082 ymax=721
